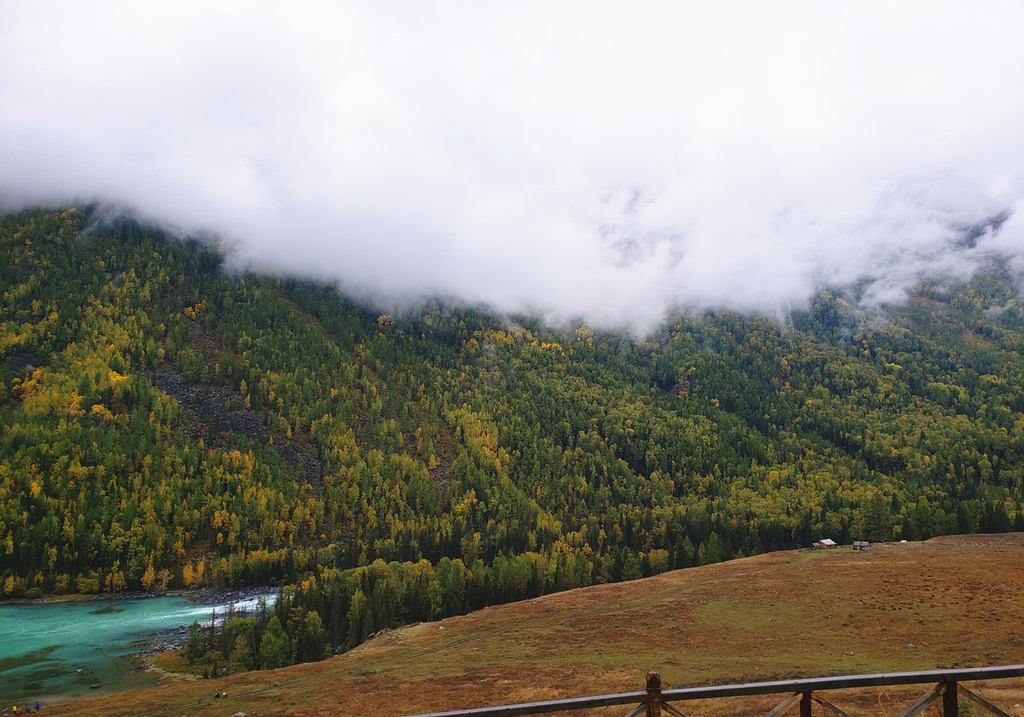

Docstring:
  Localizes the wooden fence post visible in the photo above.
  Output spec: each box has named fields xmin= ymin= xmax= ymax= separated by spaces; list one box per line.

xmin=943 ymin=682 xmax=958 ymax=717
xmin=801 ymin=692 xmax=812 ymax=717
xmin=647 ymin=672 xmax=663 ymax=717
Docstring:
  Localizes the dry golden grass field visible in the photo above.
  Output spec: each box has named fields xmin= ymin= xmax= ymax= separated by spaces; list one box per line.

xmin=50 ymin=535 xmax=1024 ymax=717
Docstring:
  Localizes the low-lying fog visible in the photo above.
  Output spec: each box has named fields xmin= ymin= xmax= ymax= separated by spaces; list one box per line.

xmin=3 ymin=2 xmax=1024 ymax=330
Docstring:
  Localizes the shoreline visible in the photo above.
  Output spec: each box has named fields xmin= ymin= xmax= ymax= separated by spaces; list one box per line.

xmin=0 ymin=584 xmax=281 ymax=607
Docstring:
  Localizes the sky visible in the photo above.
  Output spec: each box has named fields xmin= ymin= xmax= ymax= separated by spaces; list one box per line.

xmin=2 ymin=2 xmax=1024 ymax=330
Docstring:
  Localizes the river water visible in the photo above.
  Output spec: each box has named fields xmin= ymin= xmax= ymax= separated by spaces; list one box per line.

xmin=0 ymin=592 xmax=276 ymax=705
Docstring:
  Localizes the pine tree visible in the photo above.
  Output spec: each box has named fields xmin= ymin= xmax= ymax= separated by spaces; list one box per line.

xmin=258 ymin=616 xmax=289 ymax=670
xmin=859 ymin=492 xmax=892 ymax=542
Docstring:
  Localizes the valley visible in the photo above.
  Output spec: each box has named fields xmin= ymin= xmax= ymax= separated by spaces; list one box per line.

xmin=51 ymin=536 xmax=1024 ymax=717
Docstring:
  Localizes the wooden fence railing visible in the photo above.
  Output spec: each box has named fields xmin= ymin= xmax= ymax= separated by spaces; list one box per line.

xmin=404 ymin=665 xmax=1024 ymax=717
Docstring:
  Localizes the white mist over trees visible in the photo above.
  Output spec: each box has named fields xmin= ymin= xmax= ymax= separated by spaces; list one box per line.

xmin=2 ymin=1 xmax=1024 ymax=329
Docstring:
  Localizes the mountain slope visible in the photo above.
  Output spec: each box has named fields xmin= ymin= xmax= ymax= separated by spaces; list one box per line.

xmin=2 ymin=206 xmax=1024 ymax=656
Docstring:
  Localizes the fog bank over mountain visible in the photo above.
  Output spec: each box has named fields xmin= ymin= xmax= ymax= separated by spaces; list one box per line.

xmin=3 ymin=2 xmax=1024 ymax=329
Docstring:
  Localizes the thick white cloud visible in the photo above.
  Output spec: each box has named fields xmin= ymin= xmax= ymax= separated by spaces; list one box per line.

xmin=2 ymin=1 xmax=1024 ymax=329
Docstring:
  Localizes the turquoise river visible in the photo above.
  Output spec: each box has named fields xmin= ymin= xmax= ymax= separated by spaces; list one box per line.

xmin=0 ymin=592 xmax=275 ymax=706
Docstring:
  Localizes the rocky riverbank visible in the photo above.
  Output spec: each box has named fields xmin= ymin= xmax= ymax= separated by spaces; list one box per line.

xmin=133 ymin=624 xmax=191 ymax=656
xmin=131 ymin=587 xmax=280 ymax=657
xmin=186 ymin=586 xmax=280 ymax=607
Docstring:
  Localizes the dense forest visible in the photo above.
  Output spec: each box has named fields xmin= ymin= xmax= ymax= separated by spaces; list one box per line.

xmin=2 ymin=206 xmax=1024 ymax=668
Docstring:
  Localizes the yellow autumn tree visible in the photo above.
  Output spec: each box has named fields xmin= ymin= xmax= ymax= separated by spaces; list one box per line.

xmin=141 ymin=562 xmax=156 ymax=591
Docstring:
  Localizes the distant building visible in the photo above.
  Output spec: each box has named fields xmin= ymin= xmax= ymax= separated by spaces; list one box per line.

xmin=812 ymin=538 xmax=838 ymax=549
xmin=853 ymin=541 xmax=871 ymax=551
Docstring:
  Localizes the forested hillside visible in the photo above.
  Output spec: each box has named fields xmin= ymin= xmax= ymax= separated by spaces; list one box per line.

xmin=3 ymin=207 xmax=1024 ymax=658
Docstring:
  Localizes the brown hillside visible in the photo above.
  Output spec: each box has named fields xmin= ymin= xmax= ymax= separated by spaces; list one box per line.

xmin=55 ymin=535 xmax=1024 ymax=717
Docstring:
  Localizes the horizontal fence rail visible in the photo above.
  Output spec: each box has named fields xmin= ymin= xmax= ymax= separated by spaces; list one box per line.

xmin=404 ymin=665 xmax=1024 ymax=717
